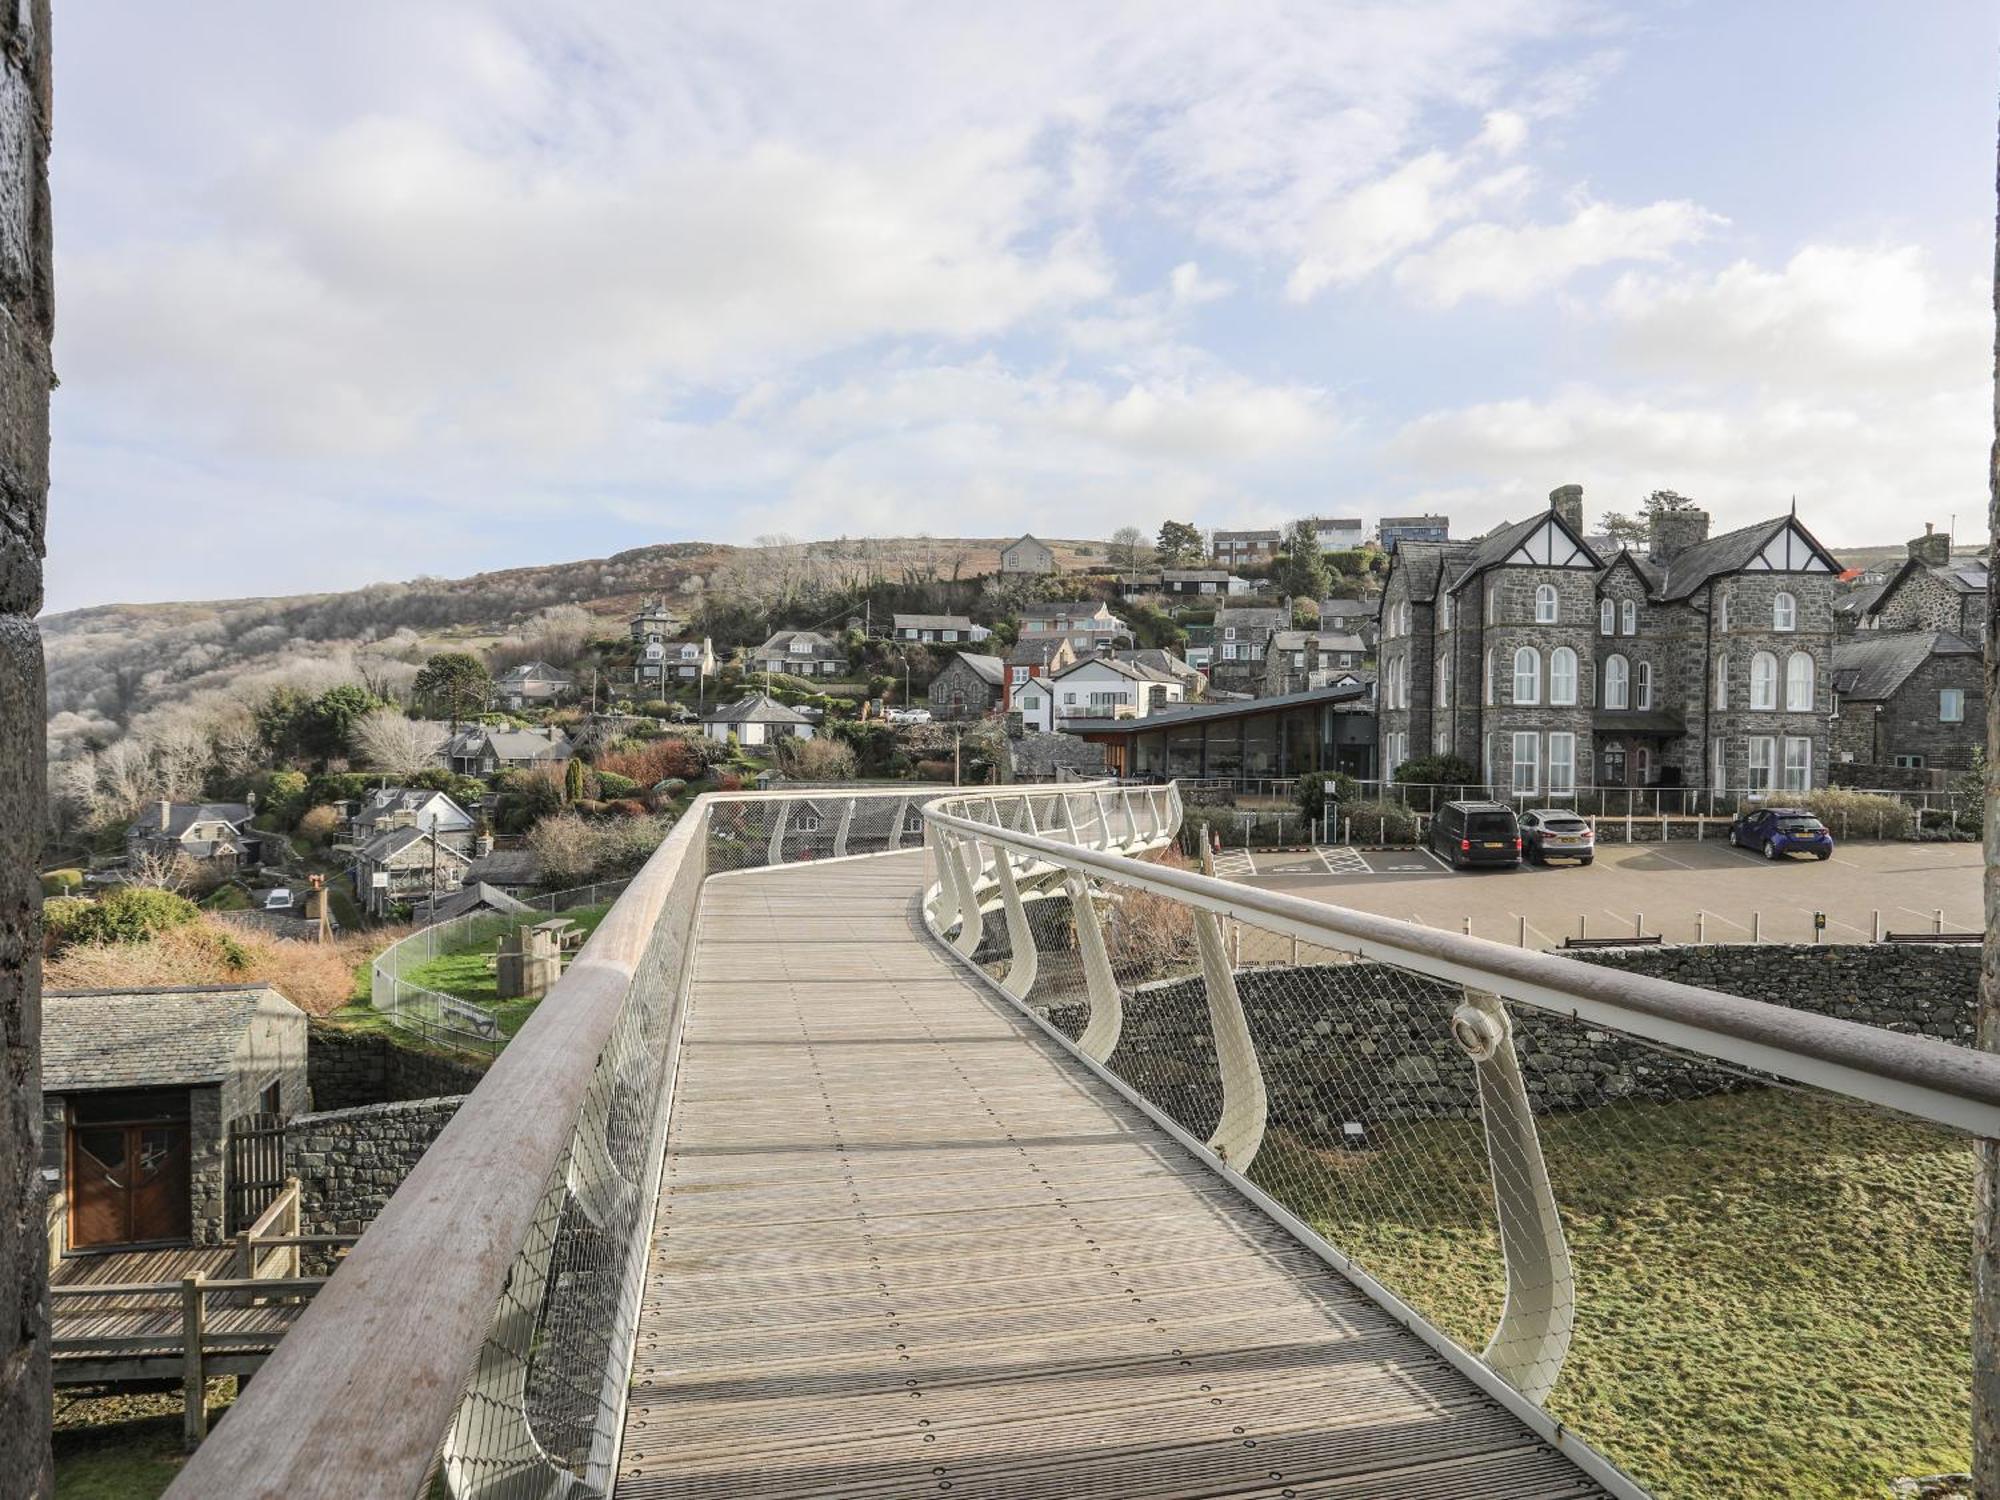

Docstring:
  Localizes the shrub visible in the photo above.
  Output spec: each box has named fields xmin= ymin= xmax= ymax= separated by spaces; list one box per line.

xmin=1338 ymin=798 xmax=1420 ymax=845
xmin=296 ymin=805 xmax=342 ymax=847
xmin=261 ymin=769 xmax=310 ymax=827
xmin=1391 ymin=753 xmax=1481 ymax=790
xmin=913 ymin=758 xmax=955 ymax=781
xmin=777 ymin=736 xmax=859 ymax=781
xmin=1759 ymin=788 xmax=1914 ymax=840
xmin=1294 ymin=771 xmax=1358 ymax=816
xmin=46 ymin=887 xmax=202 ymax=949
xmin=599 ymin=737 xmax=706 ymax=786
xmin=40 ymin=869 xmax=83 ymax=897
xmin=715 ymin=772 xmax=745 ymax=792
xmin=43 ymin=915 xmax=384 ymax=1016
xmin=528 ymin=810 xmax=673 ymax=886
xmin=595 ymin=769 xmax=640 ymax=798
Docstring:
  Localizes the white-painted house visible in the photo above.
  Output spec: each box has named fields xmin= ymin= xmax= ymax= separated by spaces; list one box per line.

xmin=702 ymin=694 xmax=815 ymax=748
xmin=1013 ymin=657 xmax=1187 ymax=732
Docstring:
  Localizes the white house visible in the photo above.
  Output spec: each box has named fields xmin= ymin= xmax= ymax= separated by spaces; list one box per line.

xmin=1303 ymin=516 xmax=1367 ymax=551
xmin=749 ymin=630 xmax=848 ymax=678
xmin=892 ymin=613 xmax=991 ymax=644
xmin=1014 ymin=657 xmax=1187 ymax=732
xmin=999 ymin=534 xmax=1055 ymax=575
xmin=638 ymin=636 xmax=715 ymax=686
xmin=1017 ymin=601 xmax=1131 ymax=655
xmin=702 ymin=694 xmax=815 ymax=748
xmin=349 ymin=788 xmax=476 ymax=848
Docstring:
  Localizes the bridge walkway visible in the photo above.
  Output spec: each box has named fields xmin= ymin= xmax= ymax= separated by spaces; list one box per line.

xmin=615 ymin=852 xmax=1606 ymax=1499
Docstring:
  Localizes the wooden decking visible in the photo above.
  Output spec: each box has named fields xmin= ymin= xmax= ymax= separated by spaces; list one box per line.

xmin=616 ymin=854 xmax=1610 ymax=1499
xmin=51 ymin=1245 xmax=305 ymax=1375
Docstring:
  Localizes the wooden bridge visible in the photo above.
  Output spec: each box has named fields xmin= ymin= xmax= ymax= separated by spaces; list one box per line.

xmin=614 ymin=854 xmax=1609 ymax=1498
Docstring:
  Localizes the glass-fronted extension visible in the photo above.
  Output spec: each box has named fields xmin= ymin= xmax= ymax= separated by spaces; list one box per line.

xmin=1058 ymin=683 xmax=1376 ymax=779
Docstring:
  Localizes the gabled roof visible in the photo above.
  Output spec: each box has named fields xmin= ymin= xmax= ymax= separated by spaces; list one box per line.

xmin=358 ymin=824 xmax=471 ymax=864
xmin=1867 ymin=554 xmax=1990 ymax=619
xmin=1020 ymin=601 xmax=1117 ymax=621
xmin=131 ymin=802 xmax=253 ymax=838
xmin=1446 ymin=508 xmax=1601 ymax=592
xmin=44 ymin=984 xmax=303 ymax=1092
xmin=1004 ymin=637 xmax=1073 ymax=668
xmin=1832 ymin=630 xmax=1977 ymax=701
xmin=944 ymin=652 xmax=1006 ymax=687
xmin=1834 ymin=582 xmax=1886 ymax=618
xmin=450 ymin=727 xmax=574 ymax=761
xmin=1270 ymin=630 xmax=1367 ymax=653
xmin=495 ymin=660 xmax=572 ymax=684
xmin=704 ymin=693 xmax=811 ymax=725
xmin=1652 ymin=514 xmax=1840 ymax=600
xmin=1053 ymin=655 xmax=1182 ymax=686
xmin=1595 ymin=549 xmax=1662 ymax=594
xmin=1213 ymin=604 xmax=1290 ymax=629
xmin=1385 ymin=540 xmax=1478 ymax=603
xmin=1112 ymin=648 xmax=1202 ymax=683
xmin=755 ymin=629 xmax=841 ymax=654
xmin=355 ymin=788 xmax=472 ymax=830
xmin=894 ymin=613 xmax=979 ymax=631
xmin=1316 ymin=597 xmax=1373 ymax=616
xmin=413 ymin=882 xmax=533 ymax=925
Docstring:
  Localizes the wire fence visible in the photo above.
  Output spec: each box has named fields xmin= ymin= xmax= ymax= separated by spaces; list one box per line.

xmin=923 ymin=801 xmax=1986 ymax=1499
xmin=370 ymin=878 xmax=634 ymax=1055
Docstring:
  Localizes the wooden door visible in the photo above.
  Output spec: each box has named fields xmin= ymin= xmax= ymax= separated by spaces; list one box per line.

xmin=68 ymin=1120 xmax=191 ymax=1249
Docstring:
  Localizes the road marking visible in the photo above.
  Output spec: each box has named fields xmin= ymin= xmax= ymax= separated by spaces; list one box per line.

xmin=1416 ymin=846 xmax=1453 ymax=872
xmin=1316 ymin=846 xmax=1370 ymax=877
xmin=1211 ymin=848 xmax=1257 ymax=879
xmin=1630 ymin=847 xmax=1698 ymax=870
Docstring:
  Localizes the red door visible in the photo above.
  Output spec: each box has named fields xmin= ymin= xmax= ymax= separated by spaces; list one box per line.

xmin=69 ymin=1119 xmax=192 ymax=1249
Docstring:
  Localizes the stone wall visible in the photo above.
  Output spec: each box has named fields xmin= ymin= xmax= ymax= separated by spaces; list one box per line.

xmin=286 ymin=1096 xmax=464 ymax=1240
xmin=0 ymin=4 xmax=53 ymax=1490
xmin=307 ymin=1021 xmax=488 ymax=1111
xmin=1004 ymin=730 xmax=1106 ymax=783
xmin=1042 ymin=943 xmax=1976 ymax=1144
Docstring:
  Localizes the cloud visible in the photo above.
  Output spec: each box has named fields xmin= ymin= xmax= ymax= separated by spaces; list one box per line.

xmin=1395 ymin=197 xmax=1724 ymax=307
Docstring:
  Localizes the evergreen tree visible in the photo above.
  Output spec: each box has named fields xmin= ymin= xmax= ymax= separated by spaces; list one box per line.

xmin=1275 ymin=520 xmax=1330 ymax=601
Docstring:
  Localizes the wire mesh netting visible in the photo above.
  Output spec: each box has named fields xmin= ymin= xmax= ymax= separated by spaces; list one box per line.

xmin=934 ymin=830 xmax=1978 ymax=1500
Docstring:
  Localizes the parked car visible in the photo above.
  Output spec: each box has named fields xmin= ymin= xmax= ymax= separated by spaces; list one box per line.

xmin=1729 ymin=807 xmax=1834 ymax=860
xmin=888 ymin=707 xmax=933 ymax=725
xmin=1428 ymin=800 xmax=1522 ymax=870
xmin=1519 ymin=809 xmax=1594 ymax=866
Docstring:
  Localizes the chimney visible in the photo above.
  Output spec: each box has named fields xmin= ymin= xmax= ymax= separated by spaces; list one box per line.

xmin=475 ymin=826 xmax=494 ymax=858
xmin=158 ymin=798 xmax=171 ymax=828
xmin=1649 ymin=505 xmax=1711 ymax=563
xmin=1908 ymin=523 xmax=1951 ymax=568
xmin=1548 ymin=484 xmax=1584 ymax=534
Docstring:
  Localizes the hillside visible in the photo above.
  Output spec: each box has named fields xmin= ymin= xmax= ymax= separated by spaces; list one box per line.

xmin=43 ymin=535 xmax=1114 ymax=741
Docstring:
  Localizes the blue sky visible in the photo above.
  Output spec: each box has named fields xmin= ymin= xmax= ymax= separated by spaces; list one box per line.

xmin=44 ymin=1 xmax=1998 ymax=611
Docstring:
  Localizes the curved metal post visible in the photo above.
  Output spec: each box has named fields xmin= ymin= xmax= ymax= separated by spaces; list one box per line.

xmin=1450 ymin=990 xmax=1574 ymax=1404
xmin=765 ymin=799 xmax=791 ymax=867
xmin=1090 ymin=791 xmax=1113 ymax=849
xmin=886 ymin=795 xmax=911 ymax=851
xmin=1192 ymin=846 xmax=1265 ymax=1168
xmin=833 ymin=798 xmax=855 ymax=858
xmin=1065 ymin=874 xmax=1123 ymax=1061
xmin=949 ymin=834 xmax=985 ymax=957
xmin=1057 ymin=793 xmax=1081 ymax=845
xmin=992 ymin=843 xmax=1038 ymax=998
xmin=927 ymin=827 xmax=960 ymax=934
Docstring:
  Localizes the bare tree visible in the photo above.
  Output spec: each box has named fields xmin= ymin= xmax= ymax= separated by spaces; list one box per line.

xmin=1110 ymin=526 xmax=1153 ymax=575
xmin=353 ymin=708 xmax=442 ymax=777
xmin=124 ymin=845 xmax=192 ymax=892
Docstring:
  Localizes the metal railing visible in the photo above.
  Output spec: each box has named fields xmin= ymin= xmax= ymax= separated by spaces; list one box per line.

xmin=164 ymin=778 xmax=1155 ymax=1500
xmin=918 ymin=789 xmax=2000 ymax=1497
xmin=370 ymin=878 xmax=635 ymax=1055
xmin=1356 ymin=776 xmax=1980 ymax=826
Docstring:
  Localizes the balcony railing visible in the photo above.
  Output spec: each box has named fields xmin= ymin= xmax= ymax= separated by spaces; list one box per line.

xmin=917 ymin=789 xmax=2000 ymax=1496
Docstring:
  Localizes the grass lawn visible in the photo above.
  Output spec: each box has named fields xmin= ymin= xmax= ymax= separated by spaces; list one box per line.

xmin=398 ymin=903 xmax=613 ymax=1036
xmin=53 ymin=1384 xmax=235 ymax=1500
xmin=1250 ymin=1088 xmax=1973 ymax=1499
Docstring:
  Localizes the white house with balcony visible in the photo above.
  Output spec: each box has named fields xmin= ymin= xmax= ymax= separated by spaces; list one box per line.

xmin=1017 ymin=602 xmax=1131 ymax=656
xmin=638 ymin=635 xmax=715 ymax=686
xmin=1013 ymin=656 xmax=1186 ymax=733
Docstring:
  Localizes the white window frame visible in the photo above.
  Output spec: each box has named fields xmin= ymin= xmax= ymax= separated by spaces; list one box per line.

xmin=1621 ymin=598 xmax=1637 ymax=636
xmin=1635 ymin=660 xmax=1652 ymax=711
xmin=1782 ymin=736 xmax=1812 ymax=792
xmin=1534 ymin=584 xmax=1558 ymax=624
xmin=1603 ymin=653 xmax=1629 ymax=710
xmin=1785 ymin=652 xmax=1814 ymax=712
xmin=1483 ymin=649 xmax=1494 ymax=707
xmin=1511 ymin=732 xmax=1540 ymax=796
xmin=1512 ymin=646 xmax=1541 ymax=705
xmin=1747 ymin=735 xmax=1777 ymax=792
xmin=1548 ymin=732 xmax=1576 ymax=797
xmin=1599 ymin=598 xmax=1614 ymax=636
xmin=1549 ymin=647 xmax=1578 ymax=706
xmin=1774 ymin=591 xmax=1797 ymax=632
xmin=1941 ymin=688 xmax=1966 ymax=723
xmin=1750 ymin=651 xmax=1778 ymax=711
xmin=1717 ymin=589 xmax=1730 ymax=633
xmin=1714 ymin=652 xmax=1728 ymax=710
xmin=1435 ymin=651 xmax=1449 ymax=711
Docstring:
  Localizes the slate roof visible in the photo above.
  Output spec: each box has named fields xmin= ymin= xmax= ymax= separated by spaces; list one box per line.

xmin=1213 ymin=605 xmax=1290 ymax=631
xmin=1832 ymin=630 xmax=1977 ymax=701
xmin=43 ymin=984 xmax=302 ymax=1092
xmin=1269 ymin=630 xmax=1367 ymax=654
xmin=1388 ymin=541 xmax=1479 ymax=602
xmin=704 ymin=693 xmax=812 ymax=725
xmin=1020 ymin=602 xmax=1120 ymax=622
xmin=448 ymin=727 xmax=574 ymax=762
xmin=129 ymin=802 xmax=253 ymax=839
xmin=1111 ymin=648 xmax=1203 ymax=685
xmin=354 ymin=788 xmax=472 ymax=833
xmin=893 ymin=613 xmax=979 ymax=633
xmin=413 ymin=882 xmax=533 ymax=925
xmin=1834 ymin=582 xmax=1886 ymax=618
xmin=754 ymin=630 xmax=843 ymax=656
xmin=947 ymin=653 xmax=1006 ymax=687
xmin=1004 ymin=637 xmax=1073 ymax=668
xmin=358 ymin=825 xmax=471 ymax=864
xmin=1316 ymin=598 xmax=1373 ymax=618
xmin=467 ymin=849 xmax=542 ymax=887
xmin=495 ymin=661 xmax=573 ymax=685
xmin=1445 ymin=508 xmax=1603 ymax=592
xmin=1648 ymin=514 xmax=1838 ymax=600
xmin=1052 ymin=656 xmax=1183 ymax=686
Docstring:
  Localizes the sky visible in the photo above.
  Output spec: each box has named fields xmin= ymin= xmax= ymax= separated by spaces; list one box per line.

xmin=43 ymin=1 xmax=2000 ymax=612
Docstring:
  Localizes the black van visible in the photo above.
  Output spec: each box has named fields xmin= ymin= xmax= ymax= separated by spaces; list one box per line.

xmin=1429 ymin=800 xmax=1522 ymax=869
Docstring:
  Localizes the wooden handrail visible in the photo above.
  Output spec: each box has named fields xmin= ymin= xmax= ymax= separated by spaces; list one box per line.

xmin=164 ymin=798 xmax=712 ymax=1499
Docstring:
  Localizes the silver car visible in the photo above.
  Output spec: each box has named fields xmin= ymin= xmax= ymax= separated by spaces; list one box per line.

xmin=1519 ymin=808 xmax=1595 ymax=865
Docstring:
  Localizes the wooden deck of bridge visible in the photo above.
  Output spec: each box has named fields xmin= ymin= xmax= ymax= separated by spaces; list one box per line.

xmin=616 ymin=853 xmax=1609 ymax=1499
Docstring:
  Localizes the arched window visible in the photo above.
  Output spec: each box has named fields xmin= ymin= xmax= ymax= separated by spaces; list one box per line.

xmin=1600 ymin=598 xmax=1614 ymax=636
xmin=1513 ymin=646 xmax=1541 ymax=705
xmin=1785 ymin=651 xmax=1814 ymax=712
xmin=1535 ymin=584 xmax=1558 ymax=624
xmin=1549 ymin=647 xmax=1578 ymax=706
xmin=1717 ymin=590 xmax=1730 ymax=633
xmin=1773 ymin=591 xmax=1796 ymax=632
xmin=1483 ymin=649 xmax=1494 ymax=706
xmin=1603 ymin=653 xmax=1629 ymax=709
xmin=1440 ymin=594 xmax=1453 ymax=631
xmin=1635 ymin=660 xmax=1652 ymax=710
xmin=1436 ymin=651 xmax=1449 ymax=711
xmin=1713 ymin=653 xmax=1728 ymax=709
xmin=1621 ymin=599 xmax=1637 ymax=635
xmin=1750 ymin=651 xmax=1778 ymax=710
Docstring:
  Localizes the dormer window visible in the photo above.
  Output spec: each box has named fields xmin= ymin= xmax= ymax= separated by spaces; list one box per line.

xmin=1621 ymin=599 xmax=1637 ymax=635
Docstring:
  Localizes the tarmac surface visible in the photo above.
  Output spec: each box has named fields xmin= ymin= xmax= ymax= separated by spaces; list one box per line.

xmin=1212 ymin=836 xmax=1983 ymax=947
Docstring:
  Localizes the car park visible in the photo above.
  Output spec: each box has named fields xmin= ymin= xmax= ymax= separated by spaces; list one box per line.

xmin=1728 ymin=806 xmax=1834 ymax=861
xmin=1519 ymin=809 xmax=1594 ymax=866
xmin=1427 ymin=800 xmax=1523 ymax=870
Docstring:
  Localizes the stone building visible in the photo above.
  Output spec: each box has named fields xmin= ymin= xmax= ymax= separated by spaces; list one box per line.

xmin=1377 ymin=484 xmax=1842 ymax=801
xmin=1207 ymin=602 xmax=1291 ymax=695
xmin=998 ymin=533 xmax=1054 ymax=575
xmin=926 ymin=652 xmax=1006 ymax=718
xmin=1263 ymin=630 xmax=1366 ymax=696
xmin=1860 ymin=525 xmax=1989 ymax=639
xmin=1832 ymin=630 xmax=1983 ymax=772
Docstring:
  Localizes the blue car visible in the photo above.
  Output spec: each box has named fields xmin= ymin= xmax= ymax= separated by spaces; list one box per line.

xmin=1728 ymin=806 xmax=1834 ymax=861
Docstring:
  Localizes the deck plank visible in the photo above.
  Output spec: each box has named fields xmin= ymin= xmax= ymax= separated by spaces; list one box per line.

xmin=616 ymin=853 xmax=1608 ymax=1499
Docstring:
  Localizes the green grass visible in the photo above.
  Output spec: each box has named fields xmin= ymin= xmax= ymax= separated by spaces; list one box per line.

xmin=398 ymin=903 xmax=613 ymax=1037
xmin=53 ymin=1385 xmax=235 ymax=1500
xmin=1250 ymin=1088 xmax=1973 ymax=1499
